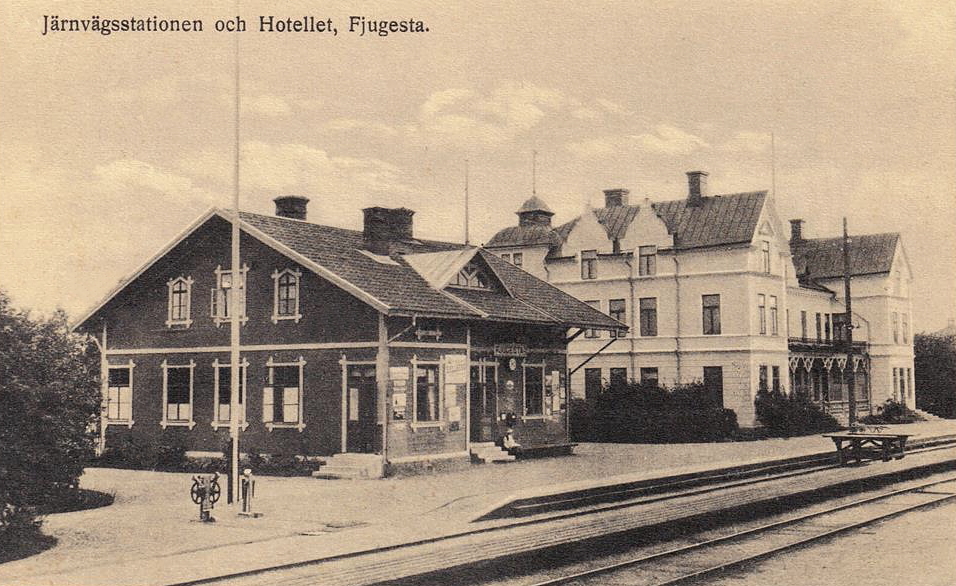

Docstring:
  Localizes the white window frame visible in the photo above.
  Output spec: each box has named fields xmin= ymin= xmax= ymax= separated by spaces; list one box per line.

xmin=411 ymin=355 xmax=443 ymax=427
xmin=522 ymin=362 xmax=547 ymax=418
xmin=757 ymin=294 xmax=767 ymax=335
xmin=500 ymin=253 xmax=511 ymax=263
xmin=512 ymin=252 xmax=523 ymax=268
xmin=581 ymin=250 xmax=598 ymax=280
xmin=761 ymin=240 xmax=771 ymax=273
xmin=638 ymin=245 xmax=657 ymax=276
xmin=211 ymin=264 xmax=249 ymax=327
xmin=161 ymin=359 xmax=196 ymax=429
xmin=166 ymin=276 xmax=194 ymax=328
xmin=211 ymin=358 xmax=250 ymax=430
xmin=106 ymin=360 xmax=135 ymax=427
xmin=271 ymin=268 xmax=303 ymax=324
xmin=263 ymin=356 xmax=306 ymax=431
xmin=769 ymin=295 xmax=778 ymax=336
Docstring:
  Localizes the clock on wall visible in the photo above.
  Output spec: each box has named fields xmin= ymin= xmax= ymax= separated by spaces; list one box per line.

xmin=508 ymin=358 xmax=517 ymax=371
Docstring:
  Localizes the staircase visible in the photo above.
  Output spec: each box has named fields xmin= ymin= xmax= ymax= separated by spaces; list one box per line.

xmin=913 ymin=408 xmax=944 ymax=421
xmin=470 ymin=442 xmax=515 ymax=463
xmin=312 ymin=453 xmax=384 ymax=479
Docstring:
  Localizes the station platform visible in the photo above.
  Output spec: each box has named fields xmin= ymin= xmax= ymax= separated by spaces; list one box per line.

xmin=3 ymin=420 xmax=953 ymax=586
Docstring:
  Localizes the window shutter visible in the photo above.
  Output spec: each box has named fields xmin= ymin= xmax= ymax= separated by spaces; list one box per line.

xmin=210 ymin=288 xmax=218 ymax=317
xmin=262 ymin=387 xmax=274 ymax=423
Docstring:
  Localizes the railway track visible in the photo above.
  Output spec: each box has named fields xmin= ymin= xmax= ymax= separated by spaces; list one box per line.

xmin=518 ymin=474 xmax=956 ymax=586
xmin=185 ymin=440 xmax=956 ymax=586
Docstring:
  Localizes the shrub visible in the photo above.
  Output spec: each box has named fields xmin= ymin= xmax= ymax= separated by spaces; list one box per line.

xmin=0 ymin=291 xmax=100 ymax=542
xmin=754 ymin=390 xmax=841 ymax=437
xmin=860 ymin=399 xmax=925 ymax=425
xmin=571 ymin=381 xmax=739 ymax=443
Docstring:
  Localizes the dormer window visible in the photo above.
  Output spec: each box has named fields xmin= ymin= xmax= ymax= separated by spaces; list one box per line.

xmin=638 ymin=246 xmax=657 ymax=276
xmin=581 ymin=250 xmax=597 ymax=280
xmin=512 ymin=252 xmax=523 ymax=268
xmin=450 ymin=263 xmax=490 ymax=289
xmin=272 ymin=268 xmax=302 ymax=323
xmin=761 ymin=241 xmax=771 ymax=273
xmin=211 ymin=264 xmax=248 ymax=326
xmin=166 ymin=276 xmax=193 ymax=327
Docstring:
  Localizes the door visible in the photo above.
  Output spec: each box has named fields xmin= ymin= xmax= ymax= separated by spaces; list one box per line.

xmin=703 ymin=366 xmax=724 ymax=408
xmin=470 ymin=363 xmax=498 ymax=442
xmin=346 ymin=365 xmax=378 ymax=453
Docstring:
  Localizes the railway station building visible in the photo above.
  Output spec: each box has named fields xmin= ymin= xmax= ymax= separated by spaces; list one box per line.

xmin=75 ymin=197 xmax=623 ymax=475
xmin=486 ymin=171 xmax=915 ymax=425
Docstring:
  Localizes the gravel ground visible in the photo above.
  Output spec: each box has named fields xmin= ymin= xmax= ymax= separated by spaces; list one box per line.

xmin=0 ymin=420 xmax=951 ymax=584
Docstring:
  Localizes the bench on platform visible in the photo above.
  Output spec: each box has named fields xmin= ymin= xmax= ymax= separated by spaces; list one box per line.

xmin=822 ymin=432 xmax=912 ymax=466
xmin=506 ymin=443 xmax=577 ymax=459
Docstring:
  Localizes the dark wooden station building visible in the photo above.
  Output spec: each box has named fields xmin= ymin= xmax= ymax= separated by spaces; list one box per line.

xmin=75 ymin=197 xmax=623 ymax=477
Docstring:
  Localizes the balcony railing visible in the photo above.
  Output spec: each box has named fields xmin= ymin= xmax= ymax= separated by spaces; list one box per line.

xmin=788 ymin=337 xmax=868 ymax=354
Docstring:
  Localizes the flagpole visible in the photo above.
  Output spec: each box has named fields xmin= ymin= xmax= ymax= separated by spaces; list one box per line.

xmin=464 ymin=159 xmax=470 ymax=245
xmin=228 ymin=5 xmax=241 ymax=504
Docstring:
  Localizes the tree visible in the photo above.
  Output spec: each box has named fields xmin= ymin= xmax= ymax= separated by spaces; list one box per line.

xmin=914 ymin=332 xmax=956 ymax=418
xmin=0 ymin=290 xmax=100 ymax=514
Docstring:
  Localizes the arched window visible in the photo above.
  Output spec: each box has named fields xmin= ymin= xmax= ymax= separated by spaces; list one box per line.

xmin=450 ymin=263 xmax=490 ymax=289
xmin=272 ymin=268 xmax=302 ymax=323
xmin=166 ymin=276 xmax=193 ymax=327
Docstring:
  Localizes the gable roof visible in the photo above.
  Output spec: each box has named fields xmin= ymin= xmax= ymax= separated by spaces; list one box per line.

xmin=790 ymin=233 xmax=900 ymax=279
xmin=486 ymin=191 xmax=767 ymax=253
xmin=77 ymin=208 xmax=623 ymax=331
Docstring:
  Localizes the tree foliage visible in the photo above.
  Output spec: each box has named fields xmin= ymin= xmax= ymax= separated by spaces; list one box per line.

xmin=754 ymin=389 xmax=841 ymax=437
xmin=0 ymin=290 xmax=100 ymax=511
xmin=914 ymin=332 xmax=956 ymax=418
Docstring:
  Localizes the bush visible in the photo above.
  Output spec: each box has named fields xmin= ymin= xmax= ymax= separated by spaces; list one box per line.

xmin=571 ymin=381 xmax=739 ymax=443
xmin=915 ymin=333 xmax=956 ymax=418
xmin=860 ymin=399 xmax=924 ymax=425
xmin=754 ymin=390 xmax=841 ymax=437
xmin=0 ymin=291 xmax=100 ymax=541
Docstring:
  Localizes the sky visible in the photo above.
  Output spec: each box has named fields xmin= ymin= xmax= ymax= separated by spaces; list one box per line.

xmin=1 ymin=0 xmax=954 ymax=331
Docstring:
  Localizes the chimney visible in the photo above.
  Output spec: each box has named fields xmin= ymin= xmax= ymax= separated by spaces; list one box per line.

xmin=603 ymin=188 xmax=630 ymax=208
xmin=274 ymin=195 xmax=310 ymax=221
xmin=362 ymin=206 xmax=415 ymax=255
xmin=789 ymin=219 xmax=805 ymax=243
xmin=686 ymin=171 xmax=708 ymax=206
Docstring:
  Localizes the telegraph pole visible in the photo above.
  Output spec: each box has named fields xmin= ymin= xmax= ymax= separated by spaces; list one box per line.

xmin=842 ymin=217 xmax=856 ymax=426
xmin=228 ymin=10 xmax=242 ymax=504
xmin=464 ymin=159 xmax=470 ymax=245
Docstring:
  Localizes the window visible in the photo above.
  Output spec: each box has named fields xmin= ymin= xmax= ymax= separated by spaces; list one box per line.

xmin=800 ymin=311 xmax=808 ymax=340
xmin=892 ymin=367 xmax=899 ymax=400
xmin=639 ymin=297 xmax=658 ymax=337
xmin=212 ymin=359 xmax=248 ymax=429
xmin=609 ymin=299 xmax=626 ymax=337
xmin=902 ymin=314 xmax=909 ymax=344
xmin=702 ymin=294 xmax=721 ymax=335
xmin=892 ymin=312 xmax=899 ymax=343
xmin=824 ymin=313 xmax=831 ymax=342
xmin=833 ymin=313 xmax=847 ymax=342
xmin=769 ymin=296 xmax=778 ymax=335
xmin=450 ymin=263 xmax=490 ymax=289
xmin=772 ymin=366 xmax=781 ymax=393
xmin=263 ymin=357 xmax=306 ymax=430
xmin=272 ymin=268 xmax=302 ymax=323
xmin=640 ymin=367 xmax=659 ymax=387
xmin=106 ymin=362 xmax=135 ymax=425
xmin=166 ymin=276 xmax=193 ymax=327
xmin=581 ymin=250 xmax=597 ymax=280
xmin=413 ymin=362 xmax=441 ymax=422
xmin=638 ymin=245 xmax=657 ymax=276
xmin=815 ymin=313 xmax=822 ymax=342
xmin=584 ymin=301 xmax=601 ymax=338
xmin=609 ymin=367 xmax=628 ymax=389
xmin=524 ymin=364 xmax=545 ymax=416
xmin=584 ymin=368 xmax=602 ymax=400
xmin=899 ymin=367 xmax=906 ymax=399
xmin=761 ymin=241 xmax=771 ymax=273
xmin=500 ymin=253 xmax=511 ymax=263
xmin=907 ymin=368 xmax=913 ymax=399
xmin=757 ymin=294 xmax=767 ymax=335
xmin=703 ymin=366 xmax=723 ymax=408
xmin=758 ymin=365 xmax=769 ymax=393
xmin=211 ymin=264 xmax=248 ymax=326
xmin=161 ymin=360 xmax=195 ymax=429
xmin=512 ymin=252 xmax=523 ymax=268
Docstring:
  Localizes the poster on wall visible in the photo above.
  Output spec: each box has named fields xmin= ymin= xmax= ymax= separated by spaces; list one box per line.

xmin=389 ymin=366 xmax=409 ymax=381
xmin=391 ymin=392 xmax=407 ymax=420
xmin=444 ymin=383 xmax=458 ymax=407
xmin=444 ymin=354 xmax=467 ymax=384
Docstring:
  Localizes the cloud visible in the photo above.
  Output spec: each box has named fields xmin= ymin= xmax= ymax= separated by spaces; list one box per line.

xmin=720 ymin=131 xmax=773 ymax=154
xmin=632 ymin=124 xmax=709 ymax=155
xmin=327 ymin=118 xmax=399 ymax=137
xmin=94 ymin=159 xmax=218 ymax=206
xmin=565 ymin=137 xmax=618 ymax=159
xmin=243 ymin=94 xmax=292 ymax=117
